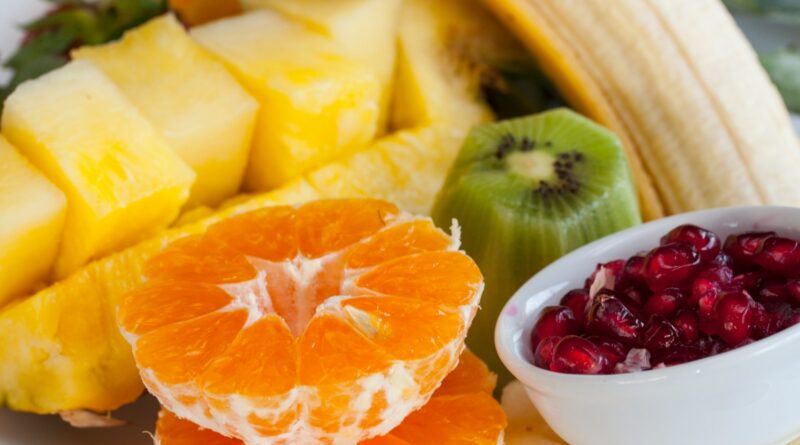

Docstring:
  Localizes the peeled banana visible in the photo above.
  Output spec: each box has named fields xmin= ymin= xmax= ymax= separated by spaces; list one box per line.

xmin=483 ymin=0 xmax=800 ymax=220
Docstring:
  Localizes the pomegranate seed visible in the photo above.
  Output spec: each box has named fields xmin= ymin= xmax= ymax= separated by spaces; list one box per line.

xmin=755 ymin=237 xmax=800 ymax=277
xmin=754 ymin=302 xmax=791 ymax=338
xmin=533 ymin=336 xmax=561 ymax=369
xmin=550 ymin=336 xmax=609 ymax=374
xmin=661 ymin=224 xmax=721 ymax=263
xmin=530 ymin=306 xmax=580 ymax=350
xmin=643 ymin=317 xmax=681 ymax=352
xmin=723 ymin=231 xmax=775 ymax=267
xmin=714 ymin=291 xmax=756 ymax=346
xmin=655 ymin=345 xmax=707 ymax=366
xmin=586 ymin=294 xmax=644 ymax=345
xmin=731 ymin=272 xmax=764 ymax=295
xmin=644 ymin=288 xmax=684 ymax=318
xmin=619 ymin=286 xmax=647 ymax=307
xmin=758 ymin=280 xmax=787 ymax=304
xmin=621 ymin=255 xmax=647 ymax=286
xmin=559 ymin=289 xmax=591 ymax=326
xmin=689 ymin=266 xmax=733 ymax=307
xmin=585 ymin=259 xmax=626 ymax=290
xmin=588 ymin=336 xmax=627 ymax=367
xmin=672 ymin=310 xmax=700 ymax=343
xmin=644 ymin=243 xmax=702 ymax=292
xmin=786 ymin=279 xmax=800 ymax=306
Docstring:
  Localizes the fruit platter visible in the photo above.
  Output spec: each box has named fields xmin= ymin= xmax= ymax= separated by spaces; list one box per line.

xmin=3 ymin=0 xmax=800 ymax=444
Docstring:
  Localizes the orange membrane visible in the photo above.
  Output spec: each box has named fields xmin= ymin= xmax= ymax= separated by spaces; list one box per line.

xmin=119 ymin=199 xmax=483 ymax=444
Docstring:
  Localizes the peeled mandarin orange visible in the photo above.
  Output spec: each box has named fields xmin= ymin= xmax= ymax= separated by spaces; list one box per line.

xmin=119 ymin=199 xmax=483 ymax=444
xmin=155 ymin=350 xmax=507 ymax=445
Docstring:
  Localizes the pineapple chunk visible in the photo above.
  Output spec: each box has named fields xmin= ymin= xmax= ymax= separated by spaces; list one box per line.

xmin=0 ymin=136 xmax=66 ymax=304
xmin=306 ymin=125 xmax=468 ymax=214
xmin=392 ymin=0 xmax=525 ymax=129
xmin=1 ymin=60 xmax=195 ymax=279
xmin=191 ymin=10 xmax=382 ymax=191
xmin=242 ymin=0 xmax=401 ymax=130
xmin=73 ymin=15 xmax=258 ymax=209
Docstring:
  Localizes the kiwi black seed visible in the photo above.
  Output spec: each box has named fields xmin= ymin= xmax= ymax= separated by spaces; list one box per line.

xmin=432 ymin=108 xmax=641 ymax=388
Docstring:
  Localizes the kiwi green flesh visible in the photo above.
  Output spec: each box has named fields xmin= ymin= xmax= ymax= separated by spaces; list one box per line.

xmin=432 ymin=108 xmax=641 ymax=388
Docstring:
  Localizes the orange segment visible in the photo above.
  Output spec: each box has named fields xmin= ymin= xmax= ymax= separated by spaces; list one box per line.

xmin=120 ymin=199 xmax=482 ymax=443
xmin=356 ymin=251 xmax=483 ymax=306
xmin=208 ymin=206 xmax=297 ymax=261
xmin=346 ymin=220 xmax=452 ymax=269
xmin=156 ymin=410 xmax=240 ymax=445
xmin=298 ymin=314 xmax=392 ymax=386
xmin=199 ymin=315 xmax=296 ymax=397
xmin=340 ymin=296 xmax=464 ymax=360
xmin=296 ymin=199 xmax=398 ymax=258
xmin=388 ymin=393 xmax=507 ymax=444
xmin=118 ymin=281 xmax=232 ymax=336
xmin=134 ymin=310 xmax=247 ymax=384
xmin=435 ymin=349 xmax=496 ymax=397
xmin=144 ymin=235 xmax=256 ymax=284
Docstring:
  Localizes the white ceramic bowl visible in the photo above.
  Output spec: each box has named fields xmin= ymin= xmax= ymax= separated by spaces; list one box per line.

xmin=496 ymin=206 xmax=800 ymax=445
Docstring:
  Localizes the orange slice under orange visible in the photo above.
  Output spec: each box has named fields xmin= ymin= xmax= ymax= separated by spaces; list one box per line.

xmin=119 ymin=199 xmax=483 ymax=443
xmin=155 ymin=350 xmax=507 ymax=445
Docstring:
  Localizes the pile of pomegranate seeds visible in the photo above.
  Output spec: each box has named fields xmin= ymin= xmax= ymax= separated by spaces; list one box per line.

xmin=530 ymin=225 xmax=800 ymax=374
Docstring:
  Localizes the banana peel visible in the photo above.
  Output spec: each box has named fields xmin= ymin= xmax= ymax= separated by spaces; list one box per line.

xmin=484 ymin=0 xmax=800 ymax=220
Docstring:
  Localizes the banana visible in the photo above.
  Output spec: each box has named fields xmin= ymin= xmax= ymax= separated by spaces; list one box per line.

xmin=483 ymin=0 xmax=800 ymax=220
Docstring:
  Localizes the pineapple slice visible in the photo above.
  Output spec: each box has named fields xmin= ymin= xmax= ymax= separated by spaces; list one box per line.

xmin=0 ymin=136 xmax=66 ymax=305
xmin=242 ymin=0 xmax=401 ymax=130
xmin=191 ymin=10 xmax=382 ymax=191
xmin=392 ymin=0 xmax=531 ymax=130
xmin=73 ymin=15 xmax=258 ymax=209
xmin=1 ymin=60 xmax=195 ymax=279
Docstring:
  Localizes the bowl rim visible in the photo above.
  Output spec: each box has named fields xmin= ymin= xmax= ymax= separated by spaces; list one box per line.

xmin=495 ymin=204 xmax=800 ymax=390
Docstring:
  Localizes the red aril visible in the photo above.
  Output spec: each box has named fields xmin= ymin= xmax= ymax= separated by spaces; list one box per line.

xmin=672 ymin=310 xmax=700 ymax=343
xmin=661 ymin=224 xmax=721 ymax=263
xmin=644 ymin=288 xmax=684 ymax=318
xmin=550 ymin=336 xmax=609 ymax=374
xmin=586 ymin=294 xmax=644 ymax=345
xmin=724 ymin=232 xmax=775 ymax=267
xmin=714 ymin=290 xmax=756 ymax=346
xmin=642 ymin=317 xmax=681 ymax=352
xmin=533 ymin=336 xmax=561 ymax=369
xmin=644 ymin=243 xmax=702 ymax=292
xmin=559 ymin=289 xmax=591 ymax=326
xmin=530 ymin=305 xmax=580 ymax=350
xmin=755 ymin=237 xmax=800 ymax=277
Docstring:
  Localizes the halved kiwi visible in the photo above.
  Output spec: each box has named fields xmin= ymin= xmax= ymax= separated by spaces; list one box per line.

xmin=432 ymin=108 xmax=641 ymax=386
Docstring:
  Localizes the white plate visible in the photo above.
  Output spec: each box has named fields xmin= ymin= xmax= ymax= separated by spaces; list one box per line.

xmin=1 ymin=1 xmax=799 ymax=444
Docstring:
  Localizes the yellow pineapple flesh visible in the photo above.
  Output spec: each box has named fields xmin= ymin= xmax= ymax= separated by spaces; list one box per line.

xmin=242 ymin=0 xmax=401 ymax=131
xmin=1 ymin=60 xmax=195 ymax=279
xmin=191 ymin=10 xmax=382 ymax=191
xmin=0 ymin=136 xmax=66 ymax=305
xmin=306 ymin=125 xmax=469 ymax=214
xmin=73 ymin=14 xmax=259 ymax=209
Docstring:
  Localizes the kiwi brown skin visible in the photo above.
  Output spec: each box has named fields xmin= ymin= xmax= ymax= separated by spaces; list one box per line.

xmin=432 ymin=108 xmax=641 ymax=389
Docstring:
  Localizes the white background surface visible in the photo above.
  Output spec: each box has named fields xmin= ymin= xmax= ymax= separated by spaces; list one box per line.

xmin=0 ymin=1 xmax=799 ymax=444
